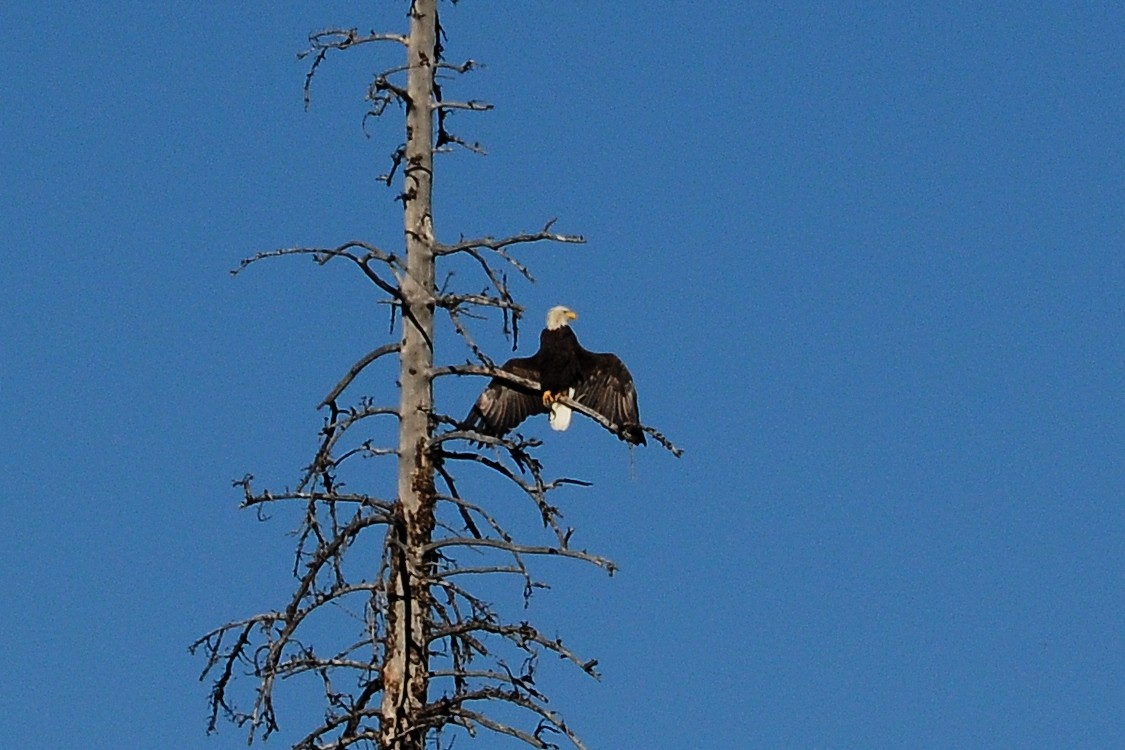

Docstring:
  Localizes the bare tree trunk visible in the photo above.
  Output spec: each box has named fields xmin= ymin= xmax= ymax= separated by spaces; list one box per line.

xmin=381 ymin=3 xmax=437 ymax=749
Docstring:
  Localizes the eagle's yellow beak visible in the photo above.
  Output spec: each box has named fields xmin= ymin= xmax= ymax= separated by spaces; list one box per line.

xmin=566 ymin=310 xmax=578 ymax=320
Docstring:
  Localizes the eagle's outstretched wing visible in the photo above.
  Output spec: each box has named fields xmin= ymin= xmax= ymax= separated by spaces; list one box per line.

xmin=574 ymin=350 xmax=646 ymax=445
xmin=463 ymin=358 xmax=547 ymax=438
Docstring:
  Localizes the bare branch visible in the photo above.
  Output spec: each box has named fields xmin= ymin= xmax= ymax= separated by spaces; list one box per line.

xmin=429 ymin=619 xmax=601 ymax=679
xmin=241 ymin=489 xmax=395 ymax=510
xmin=299 ymin=28 xmax=409 ymax=110
xmin=446 ymin=707 xmax=554 ymax=749
xmin=435 ymin=59 xmax=484 ymax=76
xmin=320 ymin=342 xmax=402 ymax=407
xmin=443 ymin=306 xmax=497 ymax=367
xmin=298 ymin=400 xmax=400 ymax=494
xmin=427 ymin=537 xmax=616 ymax=574
xmin=231 ymin=243 xmax=404 ymax=301
xmin=435 ymin=221 xmax=585 ymax=257
xmin=435 ymin=100 xmax=494 ymax=112
xmin=431 ymin=363 xmax=542 ymax=390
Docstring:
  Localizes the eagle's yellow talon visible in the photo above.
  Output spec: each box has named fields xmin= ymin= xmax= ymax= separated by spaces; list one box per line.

xmin=541 ymin=390 xmax=554 ymax=407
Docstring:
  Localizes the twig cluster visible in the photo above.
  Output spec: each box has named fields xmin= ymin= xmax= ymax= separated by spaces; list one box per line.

xmin=192 ymin=317 xmax=619 ymax=749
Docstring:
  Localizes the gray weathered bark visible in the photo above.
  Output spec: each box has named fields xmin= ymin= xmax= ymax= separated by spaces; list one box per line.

xmin=382 ymin=2 xmax=437 ymax=748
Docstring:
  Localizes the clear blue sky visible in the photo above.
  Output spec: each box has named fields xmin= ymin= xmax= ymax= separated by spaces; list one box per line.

xmin=2 ymin=3 xmax=1122 ymax=748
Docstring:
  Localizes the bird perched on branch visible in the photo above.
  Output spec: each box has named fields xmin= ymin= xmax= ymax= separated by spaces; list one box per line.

xmin=464 ymin=305 xmax=646 ymax=445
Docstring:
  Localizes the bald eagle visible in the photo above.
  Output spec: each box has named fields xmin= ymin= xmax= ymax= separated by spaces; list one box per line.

xmin=465 ymin=306 xmax=646 ymax=445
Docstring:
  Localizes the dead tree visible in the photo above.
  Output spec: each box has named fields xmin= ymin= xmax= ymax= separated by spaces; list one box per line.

xmin=192 ymin=4 xmax=679 ymax=750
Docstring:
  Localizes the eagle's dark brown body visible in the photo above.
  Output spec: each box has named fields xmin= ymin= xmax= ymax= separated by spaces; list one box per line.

xmin=464 ymin=313 xmax=645 ymax=445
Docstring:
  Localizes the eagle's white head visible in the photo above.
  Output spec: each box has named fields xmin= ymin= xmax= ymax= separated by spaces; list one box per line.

xmin=546 ymin=305 xmax=578 ymax=330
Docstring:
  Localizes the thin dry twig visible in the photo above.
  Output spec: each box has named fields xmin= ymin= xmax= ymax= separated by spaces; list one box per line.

xmin=320 ymin=342 xmax=402 ymax=407
xmin=299 ymin=28 xmax=409 ymax=110
xmin=435 ymin=220 xmax=585 ymax=257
